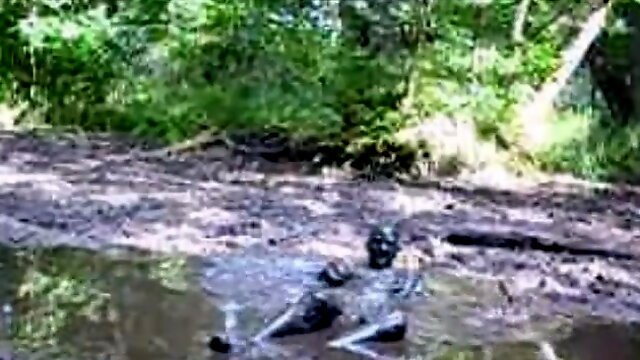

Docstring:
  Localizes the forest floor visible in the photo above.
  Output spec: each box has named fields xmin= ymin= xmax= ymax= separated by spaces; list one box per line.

xmin=3 ymin=130 xmax=640 ymax=325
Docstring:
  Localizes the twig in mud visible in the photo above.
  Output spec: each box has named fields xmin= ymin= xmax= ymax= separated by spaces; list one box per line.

xmin=105 ymin=129 xmax=224 ymax=161
xmin=498 ymin=280 xmax=514 ymax=304
xmin=106 ymin=127 xmax=293 ymax=162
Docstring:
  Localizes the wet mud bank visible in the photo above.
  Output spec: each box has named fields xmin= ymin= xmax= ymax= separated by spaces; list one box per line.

xmin=423 ymin=235 xmax=640 ymax=321
xmin=1 ymin=243 xmax=640 ymax=360
xmin=1 ymin=131 xmax=640 ymax=358
xmin=1 ymin=130 xmax=640 ymax=258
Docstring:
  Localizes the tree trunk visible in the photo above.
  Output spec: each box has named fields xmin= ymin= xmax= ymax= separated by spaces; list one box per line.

xmin=515 ymin=1 xmax=613 ymax=152
xmin=585 ymin=40 xmax=633 ymax=122
xmin=627 ymin=2 xmax=640 ymax=123
xmin=512 ymin=0 xmax=531 ymax=43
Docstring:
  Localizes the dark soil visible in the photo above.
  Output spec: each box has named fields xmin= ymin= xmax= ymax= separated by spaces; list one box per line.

xmin=2 ymin=130 xmax=640 ymax=326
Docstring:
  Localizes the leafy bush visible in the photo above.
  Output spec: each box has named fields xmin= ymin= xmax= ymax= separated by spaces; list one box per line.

xmin=0 ymin=0 xmax=635 ymax=180
xmin=538 ymin=109 xmax=640 ymax=183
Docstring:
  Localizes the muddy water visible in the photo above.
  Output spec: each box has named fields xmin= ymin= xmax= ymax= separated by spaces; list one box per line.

xmin=1 ymin=244 xmax=640 ymax=360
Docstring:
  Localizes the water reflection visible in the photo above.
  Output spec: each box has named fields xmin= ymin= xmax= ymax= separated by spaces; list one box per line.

xmin=0 ymin=244 xmax=639 ymax=360
xmin=557 ymin=321 xmax=640 ymax=360
xmin=0 ymin=244 xmax=217 ymax=360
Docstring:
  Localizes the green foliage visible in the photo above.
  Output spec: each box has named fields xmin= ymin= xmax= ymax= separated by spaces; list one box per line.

xmin=407 ymin=0 xmax=566 ymax=154
xmin=0 ymin=1 xmax=422 ymax=172
xmin=0 ymin=0 xmax=636 ymax=180
xmin=538 ymin=109 xmax=640 ymax=183
xmin=531 ymin=0 xmax=640 ymax=183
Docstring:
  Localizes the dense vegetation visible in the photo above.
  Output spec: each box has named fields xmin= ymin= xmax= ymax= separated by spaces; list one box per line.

xmin=1 ymin=0 xmax=640 ymax=181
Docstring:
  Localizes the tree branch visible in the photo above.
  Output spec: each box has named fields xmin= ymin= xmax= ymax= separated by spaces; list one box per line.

xmin=512 ymin=0 xmax=532 ymax=43
xmin=515 ymin=1 xmax=614 ymax=152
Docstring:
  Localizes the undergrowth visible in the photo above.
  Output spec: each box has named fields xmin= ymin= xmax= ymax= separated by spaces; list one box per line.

xmin=536 ymin=105 xmax=640 ymax=183
xmin=0 ymin=1 xmax=636 ymax=182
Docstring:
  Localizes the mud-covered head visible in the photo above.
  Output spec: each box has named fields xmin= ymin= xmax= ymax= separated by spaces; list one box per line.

xmin=366 ymin=224 xmax=401 ymax=270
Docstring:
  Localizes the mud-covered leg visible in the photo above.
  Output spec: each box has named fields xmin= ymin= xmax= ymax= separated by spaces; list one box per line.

xmin=208 ymin=300 xmax=305 ymax=357
xmin=253 ymin=292 xmax=342 ymax=341
xmin=393 ymin=245 xmax=429 ymax=299
xmin=208 ymin=302 xmax=245 ymax=354
xmin=328 ymin=310 xmax=407 ymax=348
xmin=253 ymin=297 xmax=302 ymax=342
xmin=246 ymin=292 xmax=343 ymax=358
xmin=222 ymin=302 xmax=242 ymax=341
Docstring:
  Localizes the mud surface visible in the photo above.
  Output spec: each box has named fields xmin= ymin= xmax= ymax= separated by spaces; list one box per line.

xmin=1 ymin=130 xmax=639 ymax=257
xmin=1 ymin=130 xmax=640 ymax=358
xmin=2 ymin=244 xmax=640 ymax=360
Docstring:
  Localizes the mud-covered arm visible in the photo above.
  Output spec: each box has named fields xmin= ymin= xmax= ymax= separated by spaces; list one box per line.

xmin=390 ymin=247 xmax=426 ymax=298
xmin=318 ymin=259 xmax=358 ymax=287
xmin=390 ymin=272 xmax=422 ymax=298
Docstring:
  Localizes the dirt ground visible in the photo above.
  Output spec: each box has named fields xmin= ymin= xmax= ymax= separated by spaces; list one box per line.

xmin=2 ymin=130 xmax=640 ymax=325
xmin=1 ymin=130 xmax=639 ymax=256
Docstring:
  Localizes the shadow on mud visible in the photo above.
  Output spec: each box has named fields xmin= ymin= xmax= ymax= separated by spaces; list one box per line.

xmin=1 ymin=244 xmax=640 ymax=360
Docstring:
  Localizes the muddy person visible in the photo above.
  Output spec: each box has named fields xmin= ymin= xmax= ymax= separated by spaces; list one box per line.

xmin=209 ymin=223 xmax=421 ymax=357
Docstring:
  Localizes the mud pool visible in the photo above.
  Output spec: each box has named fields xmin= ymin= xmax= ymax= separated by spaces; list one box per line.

xmin=1 ymin=244 xmax=640 ymax=360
